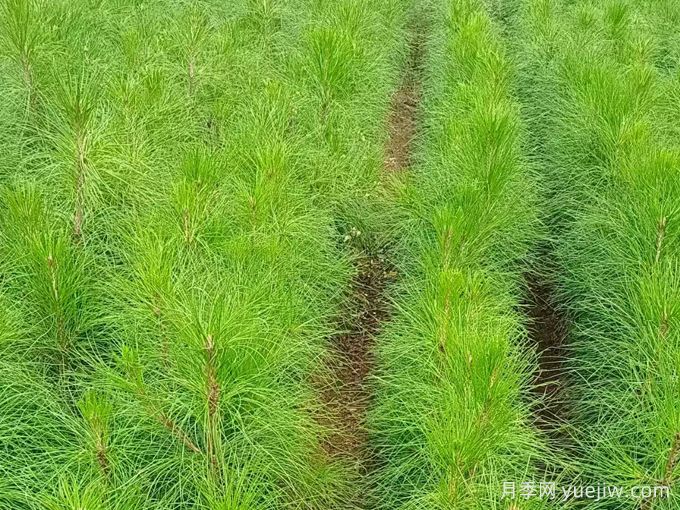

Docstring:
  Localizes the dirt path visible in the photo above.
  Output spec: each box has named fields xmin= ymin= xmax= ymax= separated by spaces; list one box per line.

xmin=321 ymin=254 xmax=395 ymax=470
xmin=320 ymin=17 xmax=425 ymax=510
xmin=525 ymin=272 xmax=569 ymax=434
xmin=385 ymin=21 xmax=426 ymax=174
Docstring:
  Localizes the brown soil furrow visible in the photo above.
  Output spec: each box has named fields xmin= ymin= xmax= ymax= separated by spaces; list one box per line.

xmin=525 ymin=274 xmax=570 ymax=434
xmin=321 ymin=255 xmax=395 ymax=464
xmin=385 ymin=24 xmax=425 ymax=174
xmin=320 ymin=18 xmax=426 ymax=509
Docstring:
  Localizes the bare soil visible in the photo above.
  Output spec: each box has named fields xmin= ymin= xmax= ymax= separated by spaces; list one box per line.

xmin=321 ymin=254 xmax=396 ymax=464
xmin=524 ymin=273 xmax=569 ymax=432
xmin=384 ymin=25 xmax=426 ymax=174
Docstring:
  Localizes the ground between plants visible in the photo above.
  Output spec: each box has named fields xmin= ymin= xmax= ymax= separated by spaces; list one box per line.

xmin=320 ymin=16 xmax=425 ymax=509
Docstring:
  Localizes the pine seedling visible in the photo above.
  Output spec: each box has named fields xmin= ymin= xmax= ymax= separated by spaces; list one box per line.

xmin=45 ymin=67 xmax=104 ymax=243
xmin=0 ymin=0 xmax=42 ymax=111
xmin=0 ymin=185 xmax=96 ymax=369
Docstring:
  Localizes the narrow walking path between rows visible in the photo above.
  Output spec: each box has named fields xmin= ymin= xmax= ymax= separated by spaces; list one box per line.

xmin=525 ymin=268 xmax=570 ymax=438
xmin=385 ymin=18 xmax=425 ymax=174
xmin=320 ymin=15 xmax=426 ymax=509
xmin=321 ymin=254 xmax=395 ymax=471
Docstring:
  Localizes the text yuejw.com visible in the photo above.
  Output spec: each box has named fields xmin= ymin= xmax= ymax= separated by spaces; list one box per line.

xmin=502 ymin=481 xmax=670 ymax=502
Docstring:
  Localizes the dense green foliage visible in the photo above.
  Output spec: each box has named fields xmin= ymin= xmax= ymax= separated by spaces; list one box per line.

xmin=1 ymin=0 xmax=679 ymax=509
xmin=369 ymin=1 xmax=555 ymax=508
xmin=512 ymin=0 xmax=680 ymax=507
xmin=0 ymin=0 xmax=410 ymax=508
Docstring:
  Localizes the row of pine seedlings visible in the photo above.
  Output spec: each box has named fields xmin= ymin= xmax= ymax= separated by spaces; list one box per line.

xmin=0 ymin=0 xmax=408 ymax=508
xmin=370 ymin=1 xmax=556 ymax=508
xmin=515 ymin=0 xmax=680 ymax=507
